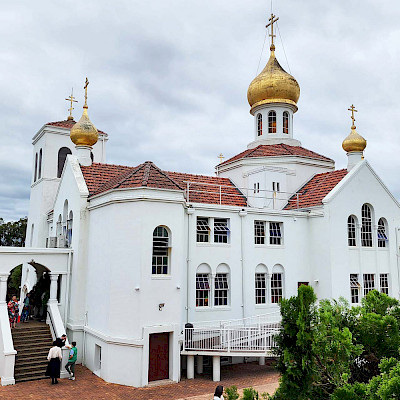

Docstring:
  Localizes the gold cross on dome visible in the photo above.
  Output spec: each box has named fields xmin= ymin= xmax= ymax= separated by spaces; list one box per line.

xmin=348 ymin=104 xmax=358 ymax=126
xmin=266 ymin=13 xmax=279 ymax=50
xmin=218 ymin=153 xmax=224 ymax=163
xmin=65 ymin=88 xmax=78 ymax=121
xmin=84 ymin=77 xmax=89 ymax=107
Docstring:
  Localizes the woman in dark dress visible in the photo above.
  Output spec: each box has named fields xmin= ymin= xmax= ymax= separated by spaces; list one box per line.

xmin=46 ymin=340 xmax=62 ymax=384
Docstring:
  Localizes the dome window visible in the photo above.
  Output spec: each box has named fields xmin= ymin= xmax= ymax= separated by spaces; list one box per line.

xmin=283 ymin=111 xmax=289 ymax=134
xmin=257 ymin=114 xmax=263 ymax=136
xmin=268 ymin=111 xmax=276 ymax=133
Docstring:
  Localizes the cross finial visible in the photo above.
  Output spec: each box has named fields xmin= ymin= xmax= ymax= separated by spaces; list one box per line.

xmin=348 ymin=104 xmax=358 ymax=128
xmin=65 ymin=88 xmax=78 ymax=121
xmin=84 ymin=77 xmax=89 ymax=108
xmin=266 ymin=13 xmax=279 ymax=51
xmin=218 ymin=153 xmax=224 ymax=163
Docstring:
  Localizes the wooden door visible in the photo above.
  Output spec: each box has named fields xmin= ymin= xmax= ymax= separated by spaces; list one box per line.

xmin=148 ymin=333 xmax=169 ymax=382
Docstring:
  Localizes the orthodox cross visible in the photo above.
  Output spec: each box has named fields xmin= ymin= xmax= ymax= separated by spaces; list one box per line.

xmin=218 ymin=153 xmax=224 ymax=163
xmin=84 ymin=77 xmax=89 ymax=107
xmin=348 ymin=104 xmax=357 ymax=126
xmin=266 ymin=13 xmax=279 ymax=49
xmin=65 ymin=89 xmax=78 ymax=120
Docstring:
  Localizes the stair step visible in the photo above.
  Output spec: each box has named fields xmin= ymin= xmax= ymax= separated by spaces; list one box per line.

xmin=13 ymin=332 xmax=52 ymax=340
xmin=12 ymin=329 xmax=51 ymax=337
xmin=16 ymin=353 xmax=50 ymax=362
xmin=16 ymin=375 xmax=48 ymax=383
xmin=16 ymin=350 xmax=50 ymax=359
xmin=15 ymin=370 xmax=49 ymax=381
xmin=14 ymin=341 xmax=53 ymax=348
xmin=15 ymin=358 xmax=49 ymax=369
xmin=15 ymin=364 xmax=48 ymax=374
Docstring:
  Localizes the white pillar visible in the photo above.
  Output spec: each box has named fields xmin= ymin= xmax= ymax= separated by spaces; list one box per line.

xmin=0 ymin=274 xmax=8 ymax=303
xmin=187 ymin=355 xmax=194 ymax=379
xmin=347 ymin=151 xmax=363 ymax=171
xmin=49 ymin=274 xmax=59 ymax=302
xmin=212 ymin=355 xmax=220 ymax=382
xmin=259 ymin=357 xmax=265 ymax=366
xmin=196 ymin=355 xmax=203 ymax=374
xmin=75 ymin=146 xmax=93 ymax=166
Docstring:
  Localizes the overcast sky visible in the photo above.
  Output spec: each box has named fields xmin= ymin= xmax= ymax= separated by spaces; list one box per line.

xmin=1 ymin=0 xmax=399 ymax=221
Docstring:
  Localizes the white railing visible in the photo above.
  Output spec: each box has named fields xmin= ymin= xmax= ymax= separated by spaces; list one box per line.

xmin=183 ymin=322 xmax=280 ymax=354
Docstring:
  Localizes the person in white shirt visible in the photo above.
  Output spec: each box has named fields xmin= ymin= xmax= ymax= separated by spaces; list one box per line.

xmin=213 ymin=385 xmax=224 ymax=400
xmin=45 ymin=341 xmax=62 ymax=384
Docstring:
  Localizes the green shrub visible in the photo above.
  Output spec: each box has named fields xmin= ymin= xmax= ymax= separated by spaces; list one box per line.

xmin=224 ymin=385 xmax=239 ymax=400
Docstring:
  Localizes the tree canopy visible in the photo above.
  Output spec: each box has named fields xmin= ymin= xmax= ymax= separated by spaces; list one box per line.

xmin=0 ymin=217 xmax=27 ymax=247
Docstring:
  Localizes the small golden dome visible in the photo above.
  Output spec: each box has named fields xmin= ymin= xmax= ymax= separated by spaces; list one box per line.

xmin=247 ymin=50 xmax=300 ymax=112
xmin=70 ymin=106 xmax=98 ymax=147
xmin=342 ymin=125 xmax=367 ymax=153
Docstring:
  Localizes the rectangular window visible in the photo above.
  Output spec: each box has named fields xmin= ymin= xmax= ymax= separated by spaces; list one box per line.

xmin=214 ymin=273 xmax=229 ymax=306
xmin=152 ymin=230 xmax=169 ymax=275
xmin=196 ymin=274 xmax=210 ymax=307
xmin=272 ymin=182 xmax=280 ymax=192
xmin=253 ymin=182 xmax=260 ymax=194
xmin=254 ymin=221 xmax=265 ymax=245
xmin=269 ymin=222 xmax=282 ymax=245
xmin=350 ymin=274 xmax=360 ymax=304
xmin=380 ymin=273 xmax=389 ymax=295
xmin=255 ymin=273 xmax=267 ymax=304
xmin=196 ymin=217 xmax=210 ymax=243
xmin=363 ymin=274 xmax=375 ymax=296
xmin=271 ymin=273 xmax=283 ymax=303
xmin=214 ymin=218 xmax=230 ymax=244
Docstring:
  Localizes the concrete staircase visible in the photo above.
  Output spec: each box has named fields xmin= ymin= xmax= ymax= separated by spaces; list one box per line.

xmin=11 ymin=323 xmax=53 ymax=383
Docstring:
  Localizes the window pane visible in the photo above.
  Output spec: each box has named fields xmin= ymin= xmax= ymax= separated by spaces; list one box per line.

xmin=257 ymin=114 xmax=262 ymax=136
xmin=363 ymin=274 xmax=375 ymax=296
xmin=283 ymin=112 xmax=289 ymax=134
xmin=214 ymin=273 xmax=229 ymax=306
xmin=380 ymin=273 xmax=389 ymax=295
xmin=268 ymin=111 xmax=276 ymax=134
xmin=350 ymin=274 xmax=360 ymax=303
xmin=197 ymin=217 xmax=210 ymax=243
xmin=255 ymin=273 xmax=266 ymax=304
xmin=361 ymin=205 xmax=373 ymax=247
xmin=214 ymin=218 xmax=229 ymax=243
xmin=254 ymin=221 xmax=265 ymax=244
xmin=152 ymin=227 xmax=169 ymax=275
xmin=377 ymin=218 xmax=388 ymax=248
xmin=348 ymin=216 xmax=356 ymax=247
xmin=196 ymin=273 xmax=210 ymax=307
xmin=269 ymin=222 xmax=282 ymax=245
xmin=271 ymin=273 xmax=283 ymax=303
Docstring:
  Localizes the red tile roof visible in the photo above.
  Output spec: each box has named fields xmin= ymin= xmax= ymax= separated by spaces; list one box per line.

xmin=46 ymin=120 xmax=107 ymax=135
xmin=220 ymin=144 xmax=333 ymax=166
xmin=81 ymin=162 xmax=247 ymax=207
xmin=284 ymin=169 xmax=348 ymax=210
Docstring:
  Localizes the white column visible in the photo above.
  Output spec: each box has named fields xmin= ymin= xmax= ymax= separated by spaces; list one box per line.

xmin=196 ymin=355 xmax=203 ymax=374
xmin=49 ymin=274 xmax=59 ymax=302
xmin=187 ymin=355 xmax=194 ymax=379
xmin=75 ymin=146 xmax=93 ymax=166
xmin=0 ymin=274 xmax=8 ymax=303
xmin=259 ymin=357 xmax=265 ymax=366
xmin=347 ymin=151 xmax=363 ymax=171
xmin=212 ymin=355 xmax=220 ymax=382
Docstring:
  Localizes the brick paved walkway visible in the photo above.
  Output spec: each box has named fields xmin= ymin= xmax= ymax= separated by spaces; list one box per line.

xmin=0 ymin=362 xmax=279 ymax=400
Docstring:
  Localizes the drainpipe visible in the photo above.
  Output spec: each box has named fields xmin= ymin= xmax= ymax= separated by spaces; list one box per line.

xmin=63 ymin=250 xmax=72 ymax=325
xmin=186 ymin=207 xmax=194 ymax=323
xmin=239 ymin=209 xmax=247 ymax=320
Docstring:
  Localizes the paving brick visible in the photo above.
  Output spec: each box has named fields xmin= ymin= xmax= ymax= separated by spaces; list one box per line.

xmin=0 ymin=362 xmax=279 ymax=400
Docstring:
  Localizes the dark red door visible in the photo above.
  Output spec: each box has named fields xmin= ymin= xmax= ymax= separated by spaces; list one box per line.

xmin=148 ymin=333 xmax=169 ymax=382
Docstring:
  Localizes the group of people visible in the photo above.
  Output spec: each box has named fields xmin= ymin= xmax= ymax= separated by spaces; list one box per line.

xmin=46 ymin=334 xmax=78 ymax=384
xmin=7 ymin=292 xmax=32 ymax=328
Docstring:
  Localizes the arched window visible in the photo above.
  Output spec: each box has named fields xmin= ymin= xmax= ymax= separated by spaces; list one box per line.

xmin=257 ymin=114 xmax=263 ymax=136
xmin=271 ymin=265 xmax=284 ymax=303
xmin=67 ymin=210 xmax=73 ymax=248
xmin=255 ymin=264 xmax=268 ymax=305
xmin=347 ymin=215 xmax=357 ymax=247
xmin=57 ymin=147 xmax=72 ymax=178
xmin=268 ymin=111 xmax=277 ymax=133
xmin=152 ymin=226 xmax=170 ymax=275
xmin=38 ymin=149 xmax=43 ymax=179
xmin=361 ymin=204 xmax=373 ymax=247
xmin=34 ymin=152 xmax=38 ymax=182
xmin=196 ymin=264 xmax=211 ymax=307
xmin=215 ymin=264 xmax=230 ymax=306
xmin=377 ymin=218 xmax=388 ymax=248
xmin=283 ymin=112 xmax=289 ymax=134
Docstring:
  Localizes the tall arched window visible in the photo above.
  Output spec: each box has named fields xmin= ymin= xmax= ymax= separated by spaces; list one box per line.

xmin=283 ymin=111 xmax=289 ymax=134
xmin=377 ymin=218 xmax=388 ymax=248
xmin=67 ymin=210 xmax=73 ymax=248
xmin=57 ymin=147 xmax=72 ymax=178
xmin=347 ymin=215 xmax=357 ymax=247
xmin=34 ymin=152 xmax=38 ymax=182
xmin=257 ymin=114 xmax=263 ymax=136
xmin=152 ymin=226 xmax=170 ymax=275
xmin=271 ymin=265 xmax=284 ymax=303
xmin=38 ymin=149 xmax=43 ymax=179
xmin=255 ymin=264 xmax=268 ymax=305
xmin=268 ymin=111 xmax=276 ymax=133
xmin=214 ymin=263 xmax=230 ymax=306
xmin=196 ymin=264 xmax=211 ymax=307
xmin=361 ymin=204 xmax=373 ymax=247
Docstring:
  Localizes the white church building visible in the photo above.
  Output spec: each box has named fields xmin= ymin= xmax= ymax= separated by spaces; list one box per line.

xmin=0 ymin=14 xmax=399 ymax=387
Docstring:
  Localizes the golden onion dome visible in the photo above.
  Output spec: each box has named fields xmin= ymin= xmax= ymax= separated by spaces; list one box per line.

xmin=70 ymin=106 xmax=98 ymax=147
xmin=247 ymin=48 xmax=300 ymax=113
xmin=342 ymin=125 xmax=367 ymax=153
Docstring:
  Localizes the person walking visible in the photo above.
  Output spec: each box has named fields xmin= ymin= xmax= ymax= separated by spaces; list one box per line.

xmin=213 ymin=385 xmax=224 ymax=400
xmin=7 ymin=295 xmax=19 ymax=329
xmin=65 ymin=341 xmax=77 ymax=380
xmin=20 ymin=293 xmax=30 ymax=323
xmin=46 ymin=341 xmax=62 ymax=384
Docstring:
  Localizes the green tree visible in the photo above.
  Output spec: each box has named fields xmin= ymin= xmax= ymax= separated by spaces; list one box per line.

xmin=0 ymin=217 xmax=27 ymax=247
